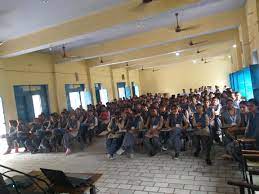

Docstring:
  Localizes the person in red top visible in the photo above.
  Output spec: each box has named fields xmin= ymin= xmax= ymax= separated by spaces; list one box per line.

xmin=96 ymin=106 xmax=110 ymax=135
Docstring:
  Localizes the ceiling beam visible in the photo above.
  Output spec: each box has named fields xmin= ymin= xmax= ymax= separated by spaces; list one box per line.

xmin=85 ymin=29 xmax=237 ymax=68
xmin=126 ymin=41 xmax=233 ymax=69
xmin=67 ymin=8 xmax=243 ymax=62
xmin=0 ymin=0 xmax=199 ymax=58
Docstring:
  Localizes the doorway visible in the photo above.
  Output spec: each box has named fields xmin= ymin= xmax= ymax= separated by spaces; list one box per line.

xmin=117 ymin=82 xmax=126 ymax=99
xmin=32 ymin=94 xmax=43 ymax=118
xmin=132 ymin=82 xmax=140 ymax=97
xmin=14 ymin=85 xmax=50 ymax=122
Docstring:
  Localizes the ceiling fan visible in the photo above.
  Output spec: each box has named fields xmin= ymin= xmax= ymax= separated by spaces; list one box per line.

xmin=61 ymin=45 xmax=82 ymax=59
xmin=196 ymin=49 xmax=207 ymax=54
xmin=152 ymin=68 xmax=160 ymax=72
xmin=204 ymin=59 xmax=210 ymax=64
xmin=132 ymin=0 xmax=157 ymax=11
xmin=189 ymin=40 xmax=208 ymax=46
xmin=174 ymin=13 xmax=199 ymax=33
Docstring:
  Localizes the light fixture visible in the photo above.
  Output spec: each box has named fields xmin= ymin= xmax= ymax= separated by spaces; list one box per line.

xmin=228 ymin=55 xmax=231 ymax=58
xmin=232 ymin=44 xmax=237 ymax=48
xmin=192 ymin=60 xmax=197 ymax=64
xmin=175 ymin=52 xmax=180 ymax=56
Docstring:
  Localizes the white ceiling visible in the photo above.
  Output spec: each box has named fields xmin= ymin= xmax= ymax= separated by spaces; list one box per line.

xmin=46 ymin=0 xmax=245 ymax=53
xmin=0 ymin=0 xmax=127 ymax=41
xmin=0 ymin=0 xmax=245 ymax=54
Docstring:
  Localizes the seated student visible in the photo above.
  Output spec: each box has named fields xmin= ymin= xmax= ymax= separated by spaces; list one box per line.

xmin=203 ymin=99 xmax=215 ymax=134
xmin=116 ymin=109 xmax=144 ymax=158
xmin=97 ymin=106 xmax=110 ymax=135
xmin=63 ymin=113 xmax=80 ymax=155
xmin=3 ymin=120 xmax=19 ymax=155
xmin=106 ymin=112 xmax=125 ymax=159
xmin=191 ymin=104 xmax=212 ymax=165
xmin=83 ymin=110 xmax=98 ymax=144
xmin=165 ymin=105 xmax=189 ymax=159
xmin=220 ymin=101 xmax=247 ymax=160
xmin=41 ymin=114 xmax=59 ymax=152
xmin=158 ymin=105 xmax=169 ymax=146
xmin=221 ymin=99 xmax=241 ymax=147
xmin=16 ymin=120 xmax=37 ymax=154
xmin=211 ymin=97 xmax=222 ymax=143
xmin=143 ymin=108 xmax=163 ymax=156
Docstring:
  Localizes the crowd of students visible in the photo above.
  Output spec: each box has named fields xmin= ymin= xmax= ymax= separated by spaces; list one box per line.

xmin=3 ymin=86 xmax=259 ymax=166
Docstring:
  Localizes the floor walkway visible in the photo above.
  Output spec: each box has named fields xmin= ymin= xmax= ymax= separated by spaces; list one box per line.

xmin=0 ymin=137 xmax=241 ymax=194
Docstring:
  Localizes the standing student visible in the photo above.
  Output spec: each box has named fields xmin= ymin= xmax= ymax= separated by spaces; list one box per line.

xmin=165 ymin=105 xmax=189 ymax=159
xmin=191 ymin=104 xmax=212 ymax=165
xmin=144 ymin=108 xmax=163 ymax=156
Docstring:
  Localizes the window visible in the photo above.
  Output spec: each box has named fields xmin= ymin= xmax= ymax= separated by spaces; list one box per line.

xmin=32 ymin=94 xmax=43 ymax=118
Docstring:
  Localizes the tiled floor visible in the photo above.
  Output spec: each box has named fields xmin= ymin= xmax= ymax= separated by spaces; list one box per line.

xmin=0 ymin=137 xmax=242 ymax=194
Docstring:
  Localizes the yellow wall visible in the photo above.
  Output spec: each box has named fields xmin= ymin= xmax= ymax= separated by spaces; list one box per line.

xmin=245 ymin=0 xmax=259 ymax=62
xmin=1 ymin=53 xmax=58 ymax=123
xmin=0 ymin=53 xmax=141 ymax=124
xmin=54 ymin=61 xmax=89 ymax=112
xmin=140 ymin=57 xmax=232 ymax=95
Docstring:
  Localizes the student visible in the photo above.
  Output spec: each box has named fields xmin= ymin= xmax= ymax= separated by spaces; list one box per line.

xmin=3 ymin=120 xmax=19 ymax=155
xmin=97 ymin=106 xmax=110 ymax=135
xmin=204 ymin=99 xmax=215 ymax=135
xmin=191 ymin=104 xmax=212 ymax=165
xmin=144 ymin=108 xmax=163 ymax=156
xmin=221 ymin=99 xmax=241 ymax=128
xmin=211 ymin=97 xmax=222 ymax=143
xmin=106 ymin=112 xmax=124 ymax=159
xmin=63 ymin=113 xmax=80 ymax=155
xmin=165 ymin=105 xmax=189 ymax=159
xmin=16 ymin=120 xmax=37 ymax=154
xmin=116 ymin=109 xmax=144 ymax=158
xmin=84 ymin=110 xmax=98 ymax=144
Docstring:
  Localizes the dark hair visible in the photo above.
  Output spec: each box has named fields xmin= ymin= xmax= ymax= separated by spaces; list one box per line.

xmin=248 ymin=99 xmax=258 ymax=106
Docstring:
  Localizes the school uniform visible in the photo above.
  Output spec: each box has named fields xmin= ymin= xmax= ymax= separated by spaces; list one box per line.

xmin=63 ymin=119 xmax=80 ymax=150
xmin=106 ymin=118 xmax=124 ymax=157
xmin=166 ymin=113 xmax=187 ymax=155
xmin=144 ymin=115 xmax=163 ymax=155
xmin=5 ymin=126 xmax=18 ymax=152
xmin=119 ymin=115 xmax=143 ymax=154
xmin=192 ymin=113 xmax=212 ymax=161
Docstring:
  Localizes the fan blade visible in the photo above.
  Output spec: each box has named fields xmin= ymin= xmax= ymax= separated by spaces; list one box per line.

xmin=180 ymin=25 xmax=200 ymax=32
xmin=197 ymin=49 xmax=207 ymax=54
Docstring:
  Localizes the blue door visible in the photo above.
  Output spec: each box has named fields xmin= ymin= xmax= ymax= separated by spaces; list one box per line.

xmin=14 ymin=85 xmax=50 ymax=122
